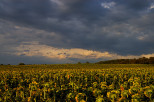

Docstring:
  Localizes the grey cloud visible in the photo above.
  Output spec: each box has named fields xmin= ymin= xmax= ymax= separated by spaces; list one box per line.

xmin=116 ymin=0 xmax=151 ymax=10
xmin=0 ymin=53 xmax=70 ymax=65
xmin=0 ymin=0 xmax=154 ymax=64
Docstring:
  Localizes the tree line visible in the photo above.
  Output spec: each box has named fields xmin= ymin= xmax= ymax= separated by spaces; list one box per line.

xmin=1 ymin=57 xmax=154 ymax=65
xmin=96 ymin=57 xmax=154 ymax=64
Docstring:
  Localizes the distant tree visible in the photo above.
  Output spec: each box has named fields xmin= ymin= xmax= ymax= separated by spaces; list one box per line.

xmin=78 ymin=62 xmax=81 ymax=64
xmin=86 ymin=61 xmax=90 ymax=64
xmin=0 ymin=64 xmax=3 ymax=65
xmin=19 ymin=63 xmax=25 ymax=65
xmin=149 ymin=57 xmax=154 ymax=64
xmin=96 ymin=57 xmax=154 ymax=64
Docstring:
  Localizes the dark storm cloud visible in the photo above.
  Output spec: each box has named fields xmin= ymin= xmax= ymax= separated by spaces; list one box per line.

xmin=0 ymin=0 xmax=56 ymax=27
xmin=116 ymin=0 xmax=151 ymax=10
xmin=0 ymin=53 xmax=70 ymax=65
xmin=0 ymin=0 xmax=154 ymax=61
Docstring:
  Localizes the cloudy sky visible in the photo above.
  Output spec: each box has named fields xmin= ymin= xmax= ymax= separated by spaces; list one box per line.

xmin=0 ymin=0 xmax=154 ymax=64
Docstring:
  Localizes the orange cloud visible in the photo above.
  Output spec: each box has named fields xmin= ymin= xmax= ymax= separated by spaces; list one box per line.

xmin=15 ymin=41 xmax=154 ymax=60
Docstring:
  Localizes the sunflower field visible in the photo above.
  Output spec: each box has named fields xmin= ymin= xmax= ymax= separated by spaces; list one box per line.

xmin=0 ymin=64 xmax=153 ymax=102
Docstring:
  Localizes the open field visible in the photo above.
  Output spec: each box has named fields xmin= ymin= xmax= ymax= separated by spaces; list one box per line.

xmin=0 ymin=64 xmax=153 ymax=102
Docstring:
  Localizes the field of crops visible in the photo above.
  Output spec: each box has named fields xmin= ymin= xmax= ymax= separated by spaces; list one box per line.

xmin=0 ymin=64 xmax=153 ymax=102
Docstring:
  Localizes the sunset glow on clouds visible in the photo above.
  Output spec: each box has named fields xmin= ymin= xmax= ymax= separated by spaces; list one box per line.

xmin=15 ymin=41 xmax=113 ymax=59
xmin=14 ymin=41 xmax=154 ymax=61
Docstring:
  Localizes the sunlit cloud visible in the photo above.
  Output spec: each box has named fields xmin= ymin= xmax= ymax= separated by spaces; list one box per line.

xmin=15 ymin=41 xmax=113 ymax=59
xmin=14 ymin=41 xmax=154 ymax=60
xmin=101 ymin=2 xmax=116 ymax=9
xmin=149 ymin=4 xmax=154 ymax=10
xmin=137 ymin=35 xmax=148 ymax=41
xmin=50 ymin=0 xmax=66 ymax=10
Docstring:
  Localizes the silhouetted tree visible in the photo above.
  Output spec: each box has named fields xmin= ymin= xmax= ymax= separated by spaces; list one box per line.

xmin=86 ymin=61 xmax=90 ymax=64
xmin=96 ymin=57 xmax=154 ymax=64
xmin=19 ymin=63 xmax=25 ymax=65
xmin=78 ymin=62 xmax=81 ymax=64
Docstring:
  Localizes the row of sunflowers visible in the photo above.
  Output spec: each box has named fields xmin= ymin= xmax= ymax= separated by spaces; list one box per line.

xmin=0 ymin=64 xmax=153 ymax=102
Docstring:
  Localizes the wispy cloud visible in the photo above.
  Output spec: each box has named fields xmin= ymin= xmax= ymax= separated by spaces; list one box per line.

xmin=101 ymin=2 xmax=116 ymax=9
